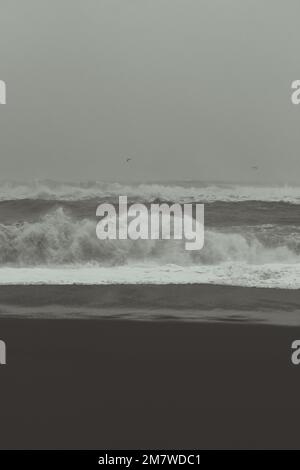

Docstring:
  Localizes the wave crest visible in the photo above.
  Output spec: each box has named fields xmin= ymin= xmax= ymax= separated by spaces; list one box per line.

xmin=0 ymin=181 xmax=300 ymax=203
xmin=0 ymin=208 xmax=298 ymax=267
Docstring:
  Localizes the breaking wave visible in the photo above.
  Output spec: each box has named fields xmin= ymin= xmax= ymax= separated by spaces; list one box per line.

xmin=0 ymin=207 xmax=299 ymax=267
xmin=0 ymin=180 xmax=300 ymax=203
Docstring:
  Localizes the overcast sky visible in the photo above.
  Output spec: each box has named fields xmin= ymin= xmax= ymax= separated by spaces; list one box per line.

xmin=0 ymin=0 xmax=299 ymax=184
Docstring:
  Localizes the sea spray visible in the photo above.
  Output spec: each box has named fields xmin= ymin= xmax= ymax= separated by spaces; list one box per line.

xmin=0 ymin=207 xmax=298 ymax=266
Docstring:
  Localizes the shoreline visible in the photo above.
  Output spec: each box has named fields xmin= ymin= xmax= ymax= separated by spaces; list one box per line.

xmin=0 ymin=283 xmax=300 ymax=308
xmin=0 ymin=284 xmax=300 ymax=327
xmin=0 ymin=284 xmax=299 ymax=325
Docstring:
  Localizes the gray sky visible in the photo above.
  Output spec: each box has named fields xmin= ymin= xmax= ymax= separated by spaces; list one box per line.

xmin=0 ymin=0 xmax=299 ymax=183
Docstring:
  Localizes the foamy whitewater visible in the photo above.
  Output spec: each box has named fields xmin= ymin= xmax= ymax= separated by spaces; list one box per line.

xmin=1 ymin=180 xmax=300 ymax=203
xmin=0 ymin=180 xmax=299 ymax=288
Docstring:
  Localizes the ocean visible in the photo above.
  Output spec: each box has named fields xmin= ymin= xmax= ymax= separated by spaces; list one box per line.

xmin=0 ymin=180 xmax=299 ymax=289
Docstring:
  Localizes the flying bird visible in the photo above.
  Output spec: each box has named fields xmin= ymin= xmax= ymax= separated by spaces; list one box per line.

xmin=125 ymin=157 xmax=132 ymax=163
xmin=251 ymin=166 xmax=259 ymax=170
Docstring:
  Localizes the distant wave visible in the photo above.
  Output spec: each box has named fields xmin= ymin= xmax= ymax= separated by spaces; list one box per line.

xmin=0 ymin=207 xmax=299 ymax=267
xmin=0 ymin=181 xmax=300 ymax=203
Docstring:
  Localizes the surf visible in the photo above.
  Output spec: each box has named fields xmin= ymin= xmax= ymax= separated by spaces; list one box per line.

xmin=1 ymin=180 xmax=300 ymax=204
xmin=0 ymin=207 xmax=298 ymax=267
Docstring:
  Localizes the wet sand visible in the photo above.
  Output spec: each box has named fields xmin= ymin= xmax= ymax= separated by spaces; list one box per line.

xmin=0 ymin=283 xmax=299 ymax=311
xmin=0 ymin=316 xmax=300 ymax=449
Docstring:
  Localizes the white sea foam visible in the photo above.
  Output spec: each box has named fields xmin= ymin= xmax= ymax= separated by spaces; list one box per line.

xmin=0 ymin=208 xmax=299 ymax=266
xmin=0 ymin=181 xmax=300 ymax=203
xmin=0 ymin=263 xmax=299 ymax=288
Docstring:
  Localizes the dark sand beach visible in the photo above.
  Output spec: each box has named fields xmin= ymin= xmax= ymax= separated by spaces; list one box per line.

xmin=0 ymin=285 xmax=300 ymax=449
